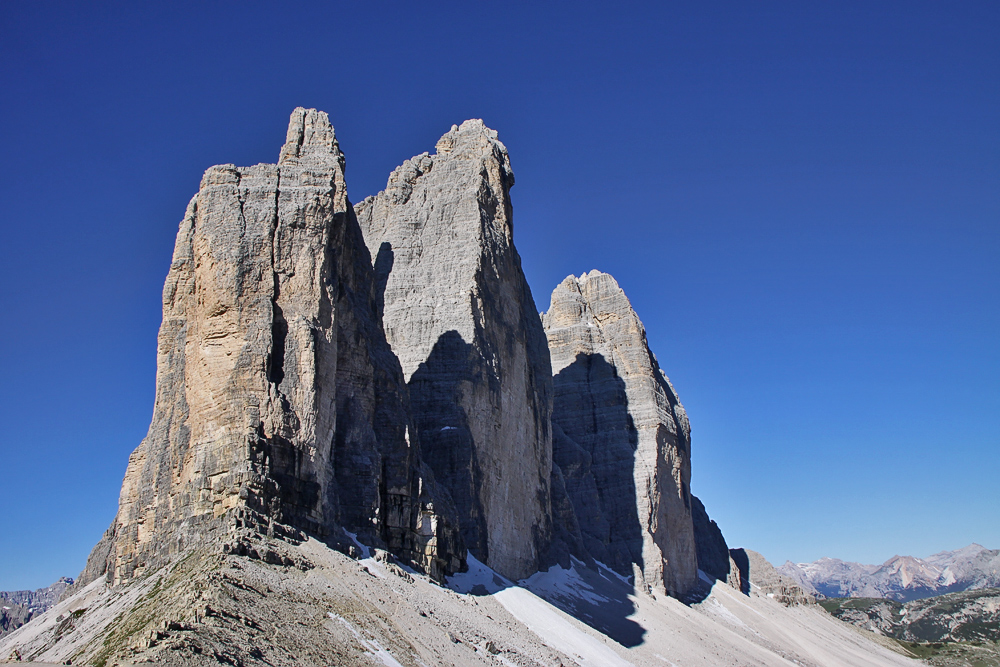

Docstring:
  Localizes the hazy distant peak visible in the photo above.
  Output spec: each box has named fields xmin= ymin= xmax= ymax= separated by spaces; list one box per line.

xmin=782 ymin=544 xmax=1000 ymax=601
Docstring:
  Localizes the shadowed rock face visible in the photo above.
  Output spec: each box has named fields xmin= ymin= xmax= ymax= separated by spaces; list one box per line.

xmin=355 ymin=121 xmax=554 ymax=581
xmin=692 ymin=495 xmax=731 ymax=583
xmin=77 ymin=108 xmax=463 ymax=588
xmin=542 ymin=270 xmax=698 ymax=597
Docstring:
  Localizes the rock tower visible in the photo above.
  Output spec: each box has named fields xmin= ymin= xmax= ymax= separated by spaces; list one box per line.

xmin=77 ymin=109 xmax=463 ymax=588
xmin=355 ymin=120 xmax=554 ymax=581
xmin=542 ymin=270 xmax=698 ymax=597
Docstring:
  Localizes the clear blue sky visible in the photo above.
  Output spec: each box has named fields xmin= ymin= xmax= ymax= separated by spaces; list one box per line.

xmin=1 ymin=2 xmax=997 ymax=590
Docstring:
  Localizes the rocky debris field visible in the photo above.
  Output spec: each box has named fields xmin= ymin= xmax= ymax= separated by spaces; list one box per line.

xmin=1 ymin=533 xmax=918 ymax=666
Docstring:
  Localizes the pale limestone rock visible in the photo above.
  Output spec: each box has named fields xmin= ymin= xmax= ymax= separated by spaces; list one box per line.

xmin=0 ymin=575 xmax=73 ymax=638
xmin=729 ymin=548 xmax=751 ymax=594
xmin=745 ymin=549 xmax=814 ymax=606
xmin=78 ymin=108 xmax=462 ymax=589
xmin=542 ymin=270 xmax=698 ymax=597
xmin=355 ymin=120 xmax=554 ymax=581
xmin=0 ymin=110 xmax=920 ymax=667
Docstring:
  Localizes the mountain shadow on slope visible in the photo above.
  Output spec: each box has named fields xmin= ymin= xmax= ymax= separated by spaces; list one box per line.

xmin=692 ymin=494 xmax=732 ymax=584
xmin=546 ymin=352 xmax=650 ymax=643
xmin=524 ymin=560 xmax=648 ymax=648
xmin=451 ymin=556 xmax=648 ymax=648
xmin=416 ymin=342 xmax=647 ymax=646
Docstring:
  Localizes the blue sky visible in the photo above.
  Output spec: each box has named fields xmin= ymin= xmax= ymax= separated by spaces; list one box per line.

xmin=1 ymin=1 xmax=997 ymax=590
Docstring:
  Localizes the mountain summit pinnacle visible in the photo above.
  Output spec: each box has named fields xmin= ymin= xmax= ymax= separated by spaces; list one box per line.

xmin=73 ymin=108 xmax=463 ymax=592
xmin=0 ymin=109 xmax=850 ymax=667
xmin=355 ymin=118 xmax=548 ymax=581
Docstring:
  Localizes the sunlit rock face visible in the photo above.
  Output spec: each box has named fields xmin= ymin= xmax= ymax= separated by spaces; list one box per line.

xmin=355 ymin=120 xmax=555 ymax=581
xmin=77 ymin=108 xmax=463 ymax=589
xmin=542 ymin=270 xmax=698 ymax=598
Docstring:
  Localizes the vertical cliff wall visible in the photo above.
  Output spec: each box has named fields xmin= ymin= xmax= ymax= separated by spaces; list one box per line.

xmin=70 ymin=109 xmax=722 ymax=603
xmin=80 ymin=109 xmax=462 ymax=587
xmin=355 ymin=121 xmax=554 ymax=581
xmin=542 ymin=270 xmax=698 ymax=597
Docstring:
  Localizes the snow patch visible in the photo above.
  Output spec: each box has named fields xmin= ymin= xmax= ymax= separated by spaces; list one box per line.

xmin=447 ymin=554 xmax=511 ymax=595
xmin=327 ymin=612 xmax=404 ymax=667
xmin=343 ymin=530 xmax=372 ymax=559
xmin=494 ymin=586 xmax=634 ymax=667
xmin=595 ymin=559 xmax=633 ymax=586
xmin=447 ymin=556 xmax=632 ymax=666
xmin=343 ymin=530 xmax=390 ymax=579
xmin=521 ymin=558 xmax=610 ymax=606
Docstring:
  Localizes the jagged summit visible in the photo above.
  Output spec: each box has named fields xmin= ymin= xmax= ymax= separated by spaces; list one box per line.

xmin=434 ymin=118 xmax=510 ymax=163
xmin=13 ymin=107 xmax=913 ymax=667
xmin=74 ymin=108 xmax=463 ymax=594
xmin=278 ymin=107 xmax=344 ymax=166
xmin=0 ymin=107 xmax=921 ymax=667
xmin=780 ymin=543 xmax=1000 ymax=601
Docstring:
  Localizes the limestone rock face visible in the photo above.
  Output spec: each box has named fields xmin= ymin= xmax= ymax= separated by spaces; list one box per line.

xmin=355 ymin=120 xmax=554 ymax=581
xmin=542 ymin=270 xmax=698 ymax=597
xmin=729 ymin=548 xmax=751 ymax=595
xmin=0 ymin=603 xmax=31 ymax=640
xmin=745 ymin=549 xmax=814 ymax=606
xmin=79 ymin=108 xmax=462 ymax=588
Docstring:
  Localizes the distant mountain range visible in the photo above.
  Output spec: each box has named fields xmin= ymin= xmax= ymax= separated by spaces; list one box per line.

xmin=0 ymin=577 xmax=73 ymax=638
xmin=779 ymin=544 xmax=1000 ymax=602
xmin=820 ymin=587 xmax=1000 ymax=644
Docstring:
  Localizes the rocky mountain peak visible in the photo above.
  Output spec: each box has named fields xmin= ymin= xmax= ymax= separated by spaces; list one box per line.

xmin=544 ymin=271 xmax=648 ymax=357
xmin=926 ymin=543 xmax=988 ymax=566
xmin=355 ymin=119 xmax=551 ymax=581
xmin=72 ymin=108 xmax=464 ymax=591
xmin=0 ymin=106 xmax=922 ymax=667
xmin=278 ymin=107 xmax=344 ymax=167
xmin=744 ymin=550 xmax=814 ymax=606
xmin=780 ymin=544 xmax=1000 ymax=601
xmin=543 ymin=270 xmax=698 ymax=598
xmin=434 ymin=118 xmax=510 ymax=167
